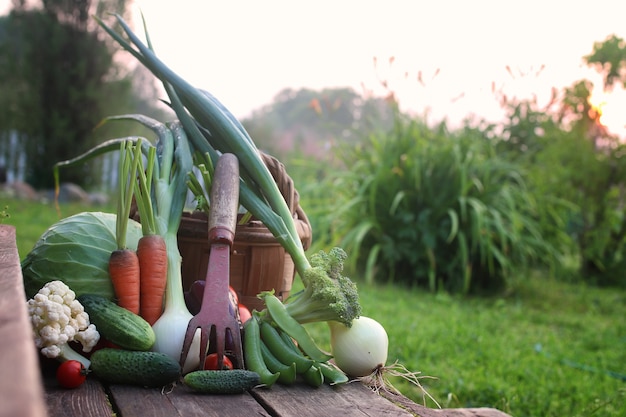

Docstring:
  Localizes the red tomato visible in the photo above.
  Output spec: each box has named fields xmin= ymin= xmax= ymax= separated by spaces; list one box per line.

xmin=238 ymin=303 xmax=252 ymax=324
xmin=203 ymin=353 xmax=234 ymax=370
xmin=229 ymin=286 xmax=239 ymax=305
xmin=56 ymin=360 xmax=87 ymax=389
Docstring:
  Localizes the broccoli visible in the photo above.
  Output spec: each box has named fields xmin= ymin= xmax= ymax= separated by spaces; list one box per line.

xmin=282 ymin=247 xmax=361 ymax=327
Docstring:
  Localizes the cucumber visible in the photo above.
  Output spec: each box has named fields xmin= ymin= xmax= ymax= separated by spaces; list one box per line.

xmin=90 ymin=348 xmax=181 ymax=387
xmin=78 ymin=294 xmax=155 ymax=351
xmin=184 ymin=370 xmax=260 ymax=394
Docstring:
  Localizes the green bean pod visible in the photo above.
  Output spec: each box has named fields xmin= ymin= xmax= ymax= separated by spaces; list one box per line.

xmin=259 ymin=320 xmax=314 ymax=374
xmin=263 ymin=293 xmax=332 ymax=363
xmin=243 ymin=316 xmax=280 ymax=387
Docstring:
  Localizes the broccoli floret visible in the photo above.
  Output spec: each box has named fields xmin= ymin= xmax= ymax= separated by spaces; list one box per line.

xmin=283 ymin=247 xmax=361 ymax=327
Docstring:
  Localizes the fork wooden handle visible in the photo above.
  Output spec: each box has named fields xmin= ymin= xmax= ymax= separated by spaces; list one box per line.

xmin=208 ymin=153 xmax=240 ymax=244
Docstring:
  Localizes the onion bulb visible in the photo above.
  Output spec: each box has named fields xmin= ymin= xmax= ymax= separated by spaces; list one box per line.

xmin=328 ymin=316 xmax=389 ymax=377
xmin=152 ymin=310 xmax=201 ymax=373
xmin=329 ymin=316 xmax=440 ymax=407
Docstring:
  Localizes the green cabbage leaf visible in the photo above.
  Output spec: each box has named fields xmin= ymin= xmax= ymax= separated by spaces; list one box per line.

xmin=21 ymin=212 xmax=143 ymax=300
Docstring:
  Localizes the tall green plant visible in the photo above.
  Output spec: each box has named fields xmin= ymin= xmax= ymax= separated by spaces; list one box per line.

xmin=328 ymin=115 xmax=557 ymax=293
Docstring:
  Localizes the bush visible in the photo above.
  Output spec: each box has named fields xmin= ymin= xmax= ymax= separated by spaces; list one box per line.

xmin=326 ymin=116 xmax=558 ymax=293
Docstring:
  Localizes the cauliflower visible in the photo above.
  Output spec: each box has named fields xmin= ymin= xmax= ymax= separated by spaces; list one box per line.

xmin=27 ymin=280 xmax=100 ymax=369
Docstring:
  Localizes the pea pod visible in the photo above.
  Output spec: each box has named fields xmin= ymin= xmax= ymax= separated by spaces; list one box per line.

xmin=318 ymin=361 xmax=349 ymax=385
xmin=259 ymin=320 xmax=314 ymax=374
xmin=260 ymin=340 xmax=297 ymax=385
xmin=301 ymin=363 xmax=324 ymax=388
xmin=263 ymin=293 xmax=332 ymax=363
xmin=243 ymin=316 xmax=280 ymax=387
xmin=278 ymin=327 xmax=300 ymax=351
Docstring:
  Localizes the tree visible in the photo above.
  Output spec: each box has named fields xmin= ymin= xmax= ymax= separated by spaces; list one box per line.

xmin=242 ymin=87 xmax=394 ymax=159
xmin=493 ymin=35 xmax=626 ymax=287
xmin=0 ymin=0 xmax=163 ymax=189
xmin=585 ymin=34 xmax=626 ymax=90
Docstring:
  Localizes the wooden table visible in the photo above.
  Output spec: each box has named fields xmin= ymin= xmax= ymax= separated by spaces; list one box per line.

xmin=1 ymin=224 xmax=511 ymax=417
xmin=40 ymin=358 xmax=418 ymax=417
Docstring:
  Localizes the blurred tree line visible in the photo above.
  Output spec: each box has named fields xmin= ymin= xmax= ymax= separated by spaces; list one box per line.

xmin=242 ymin=87 xmax=395 ymax=160
xmin=244 ymin=36 xmax=626 ymax=291
xmin=496 ymin=34 xmax=626 ymax=287
xmin=0 ymin=0 xmax=167 ymax=189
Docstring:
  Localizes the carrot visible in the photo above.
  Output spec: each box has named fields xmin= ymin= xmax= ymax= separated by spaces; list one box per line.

xmin=109 ymin=141 xmax=141 ymax=313
xmin=137 ymin=234 xmax=168 ymax=325
xmin=131 ymin=143 xmax=168 ymax=324
xmin=109 ymin=248 xmax=141 ymax=314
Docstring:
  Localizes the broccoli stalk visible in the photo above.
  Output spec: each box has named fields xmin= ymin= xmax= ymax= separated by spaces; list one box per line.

xmin=282 ymin=248 xmax=361 ymax=327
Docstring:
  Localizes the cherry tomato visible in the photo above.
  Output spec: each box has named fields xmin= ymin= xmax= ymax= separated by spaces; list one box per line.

xmin=238 ymin=303 xmax=252 ymax=324
xmin=56 ymin=360 xmax=88 ymax=389
xmin=203 ymin=353 xmax=234 ymax=370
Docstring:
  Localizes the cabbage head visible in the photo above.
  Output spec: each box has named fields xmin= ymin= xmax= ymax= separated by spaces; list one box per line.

xmin=21 ymin=212 xmax=143 ymax=300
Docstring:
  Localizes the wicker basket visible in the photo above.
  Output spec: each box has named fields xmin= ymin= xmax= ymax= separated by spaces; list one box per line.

xmin=177 ymin=153 xmax=312 ymax=312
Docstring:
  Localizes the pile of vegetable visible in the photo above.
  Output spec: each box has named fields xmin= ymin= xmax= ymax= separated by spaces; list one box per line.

xmin=21 ymin=12 xmax=434 ymax=401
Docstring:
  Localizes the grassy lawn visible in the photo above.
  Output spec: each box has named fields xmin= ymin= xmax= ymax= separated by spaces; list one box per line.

xmin=1 ymin=197 xmax=114 ymax=257
xmin=299 ymin=275 xmax=626 ymax=417
xmin=4 ymin=196 xmax=625 ymax=417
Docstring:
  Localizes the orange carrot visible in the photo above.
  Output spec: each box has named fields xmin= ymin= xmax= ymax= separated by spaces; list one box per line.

xmin=110 ymin=141 xmax=141 ymax=314
xmin=108 ymin=248 xmax=141 ymax=314
xmin=137 ymin=234 xmax=168 ymax=325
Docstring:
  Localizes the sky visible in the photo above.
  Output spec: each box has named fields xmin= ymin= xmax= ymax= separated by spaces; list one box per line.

xmin=3 ymin=0 xmax=626 ymax=135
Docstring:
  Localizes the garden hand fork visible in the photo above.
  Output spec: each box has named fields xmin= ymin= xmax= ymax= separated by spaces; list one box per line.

xmin=180 ymin=153 xmax=243 ymax=370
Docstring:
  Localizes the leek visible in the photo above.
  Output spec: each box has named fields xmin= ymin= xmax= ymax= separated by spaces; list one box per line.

xmin=95 ymin=14 xmax=313 ymax=278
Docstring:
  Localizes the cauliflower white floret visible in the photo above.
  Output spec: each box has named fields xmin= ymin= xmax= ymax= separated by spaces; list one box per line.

xmin=27 ymin=280 xmax=100 ymax=368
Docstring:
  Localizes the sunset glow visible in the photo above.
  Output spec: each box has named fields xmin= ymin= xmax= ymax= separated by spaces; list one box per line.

xmin=589 ymin=88 xmax=626 ymax=137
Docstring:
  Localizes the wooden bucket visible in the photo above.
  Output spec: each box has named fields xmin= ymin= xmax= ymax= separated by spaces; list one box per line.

xmin=177 ymin=153 xmax=312 ymax=312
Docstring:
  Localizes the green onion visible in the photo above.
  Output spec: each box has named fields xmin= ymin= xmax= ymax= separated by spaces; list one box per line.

xmin=95 ymin=14 xmax=311 ymax=276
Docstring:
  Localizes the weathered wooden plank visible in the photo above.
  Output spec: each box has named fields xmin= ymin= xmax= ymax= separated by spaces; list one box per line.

xmin=380 ymin=390 xmax=513 ymax=417
xmin=166 ymin=384 xmax=272 ymax=417
xmin=0 ymin=225 xmax=48 ymax=417
xmin=42 ymin=363 xmax=114 ymax=417
xmin=108 ymin=385 xmax=182 ymax=417
xmin=251 ymin=381 xmax=415 ymax=417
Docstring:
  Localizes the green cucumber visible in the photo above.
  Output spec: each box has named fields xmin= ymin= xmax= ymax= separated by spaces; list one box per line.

xmin=78 ymin=294 xmax=155 ymax=351
xmin=184 ymin=370 xmax=260 ymax=394
xmin=90 ymin=348 xmax=181 ymax=387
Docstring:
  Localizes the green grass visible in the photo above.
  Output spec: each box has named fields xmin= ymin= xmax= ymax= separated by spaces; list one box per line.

xmin=297 ymin=273 xmax=626 ymax=417
xmin=1 ymin=197 xmax=115 ymax=258
xmin=6 ymin=196 xmax=625 ymax=417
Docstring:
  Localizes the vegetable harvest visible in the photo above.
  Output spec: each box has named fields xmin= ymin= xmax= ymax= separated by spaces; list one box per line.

xmin=19 ymin=11 xmax=436 ymax=400
xmin=52 ymin=117 xmax=202 ymax=373
xmin=95 ymin=15 xmax=361 ymax=316
xmin=96 ymin=12 xmax=366 ymax=384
